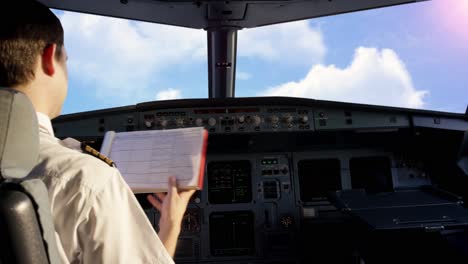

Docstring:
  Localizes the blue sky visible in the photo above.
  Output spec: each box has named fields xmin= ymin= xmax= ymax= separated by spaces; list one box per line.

xmin=57 ymin=0 xmax=468 ymax=114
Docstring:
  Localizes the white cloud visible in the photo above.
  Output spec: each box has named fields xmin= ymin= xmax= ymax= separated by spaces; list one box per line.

xmin=238 ymin=21 xmax=326 ymax=64
xmin=58 ymin=12 xmax=205 ymax=102
xmin=59 ymin=12 xmax=327 ymax=104
xmin=237 ymin=71 xmax=252 ymax=80
xmin=59 ymin=12 xmax=425 ymax=110
xmin=261 ymin=47 xmax=428 ymax=109
xmin=156 ymin=88 xmax=182 ymax=100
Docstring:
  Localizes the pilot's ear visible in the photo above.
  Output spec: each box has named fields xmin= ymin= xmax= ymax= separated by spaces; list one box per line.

xmin=41 ymin=44 xmax=57 ymax=76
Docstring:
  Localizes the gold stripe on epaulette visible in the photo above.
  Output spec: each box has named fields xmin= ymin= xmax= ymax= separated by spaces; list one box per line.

xmin=81 ymin=143 xmax=115 ymax=167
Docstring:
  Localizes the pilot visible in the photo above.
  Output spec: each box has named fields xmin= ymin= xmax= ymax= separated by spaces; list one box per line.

xmin=0 ymin=1 xmax=193 ymax=263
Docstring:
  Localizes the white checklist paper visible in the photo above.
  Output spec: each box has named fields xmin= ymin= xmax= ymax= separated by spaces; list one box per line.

xmin=101 ymin=127 xmax=207 ymax=193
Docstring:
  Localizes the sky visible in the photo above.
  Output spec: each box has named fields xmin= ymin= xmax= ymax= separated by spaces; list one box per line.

xmin=56 ymin=0 xmax=468 ymax=115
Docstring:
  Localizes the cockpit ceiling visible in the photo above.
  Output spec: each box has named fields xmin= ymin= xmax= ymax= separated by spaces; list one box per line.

xmin=38 ymin=0 xmax=427 ymax=29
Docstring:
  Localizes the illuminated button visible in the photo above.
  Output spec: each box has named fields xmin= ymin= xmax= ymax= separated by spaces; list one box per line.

xmin=300 ymin=115 xmax=309 ymax=124
xmin=195 ymin=118 xmax=204 ymax=126
xmin=208 ymin=117 xmax=217 ymax=126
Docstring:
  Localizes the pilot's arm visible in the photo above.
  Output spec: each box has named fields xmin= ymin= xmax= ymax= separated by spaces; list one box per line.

xmin=77 ymin=170 xmax=175 ymax=263
xmin=147 ymin=176 xmax=196 ymax=257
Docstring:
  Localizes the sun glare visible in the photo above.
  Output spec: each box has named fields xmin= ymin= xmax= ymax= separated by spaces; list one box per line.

xmin=433 ymin=0 xmax=468 ymax=41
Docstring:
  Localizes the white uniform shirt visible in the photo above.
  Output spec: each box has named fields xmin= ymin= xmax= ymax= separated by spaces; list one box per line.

xmin=32 ymin=112 xmax=174 ymax=264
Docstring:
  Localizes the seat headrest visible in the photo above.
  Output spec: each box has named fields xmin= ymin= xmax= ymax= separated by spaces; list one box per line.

xmin=0 ymin=88 xmax=39 ymax=180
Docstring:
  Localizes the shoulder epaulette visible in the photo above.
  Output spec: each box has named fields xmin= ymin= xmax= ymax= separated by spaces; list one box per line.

xmin=80 ymin=142 xmax=115 ymax=167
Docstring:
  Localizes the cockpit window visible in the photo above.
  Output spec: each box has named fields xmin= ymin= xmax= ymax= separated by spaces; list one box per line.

xmin=55 ymin=0 xmax=468 ymax=114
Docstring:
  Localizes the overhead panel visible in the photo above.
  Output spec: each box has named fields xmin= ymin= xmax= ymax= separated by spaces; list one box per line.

xmin=38 ymin=0 xmax=427 ymax=29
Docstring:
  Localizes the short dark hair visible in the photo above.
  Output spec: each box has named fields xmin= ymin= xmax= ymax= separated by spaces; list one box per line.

xmin=0 ymin=0 xmax=64 ymax=88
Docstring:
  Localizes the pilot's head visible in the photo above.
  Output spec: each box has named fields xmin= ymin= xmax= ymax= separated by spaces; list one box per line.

xmin=0 ymin=0 xmax=68 ymax=119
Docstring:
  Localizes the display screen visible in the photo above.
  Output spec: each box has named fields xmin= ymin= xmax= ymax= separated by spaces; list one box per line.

xmin=208 ymin=160 xmax=252 ymax=204
xmin=298 ymin=159 xmax=342 ymax=201
xmin=210 ymin=211 xmax=255 ymax=256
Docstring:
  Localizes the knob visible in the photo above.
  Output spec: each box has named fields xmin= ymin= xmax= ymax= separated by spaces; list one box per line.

xmin=270 ymin=115 xmax=279 ymax=124
xmin=280 ymin=215 xmax=294 ymax=229
xmin=160 ymin=119 xmax=168 ymax=127
xmin=208 ymin=117 xmax=217 ymax=126
xmin=283 ymin=115 xmax=293 ymax=124
xmin=238 ymin=115 xmax=245 ymax=124
xmin=144 ymin=120 xmax=153 ymax=128
xmin=176 ymin=118 xmax=184 ymax=127
xmin=299 ymin=115 xmax=309 ymax=124
xmin=252 ymin=115 xmax=261 ymax=126
xmin=195 ymin=118 xmax=204 ymax=126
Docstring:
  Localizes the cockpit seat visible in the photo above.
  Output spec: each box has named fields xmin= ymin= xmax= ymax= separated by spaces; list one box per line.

xmin=0 ymin=88 xmax=61 ymax=264
xmin=459 ymin=130 xmax=468 ymax=176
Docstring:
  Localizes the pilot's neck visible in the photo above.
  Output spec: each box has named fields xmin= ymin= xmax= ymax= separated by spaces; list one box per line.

xmin=37 ymin=112 xmax=55 ymax=137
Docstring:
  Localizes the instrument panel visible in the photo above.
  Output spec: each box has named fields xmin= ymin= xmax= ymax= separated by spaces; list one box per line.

xmin=53 ymin=97 xmax=434 ymax=138
xmin=134 ymin=150 xmax=434 ymax=263
xmin=53 ymin=97 xmax=468 ymax=263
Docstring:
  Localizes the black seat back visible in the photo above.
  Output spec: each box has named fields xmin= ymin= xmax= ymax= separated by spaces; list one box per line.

xmin=0 ymin=184 xmax=50 ymax=264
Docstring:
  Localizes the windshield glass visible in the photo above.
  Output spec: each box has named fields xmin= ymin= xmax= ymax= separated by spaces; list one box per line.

xmin=56 ymin=0 xmax=468 ymax=114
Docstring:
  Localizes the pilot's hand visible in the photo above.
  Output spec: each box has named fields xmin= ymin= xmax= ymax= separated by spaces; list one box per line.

xmin=147 ymin=176 xmax=195 ymax=257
